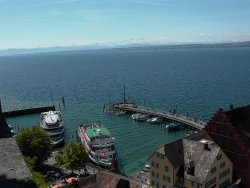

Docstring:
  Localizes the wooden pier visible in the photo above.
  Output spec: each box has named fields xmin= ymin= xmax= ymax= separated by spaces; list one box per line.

xmin=108 ymin=103 xmax=206 ymax=130
xmin=3 ymin=105 xmax=55 ymax=118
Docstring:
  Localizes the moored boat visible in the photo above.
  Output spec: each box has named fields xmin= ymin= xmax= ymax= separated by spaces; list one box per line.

xmin=78 ymin=122 xmax=116 ymax=169
xmin=167 ymin=122 xmax=181 ymax=132
xmin=8 ymin=124 xmax=15 ymax=136
xmin=131 ymin=113 xmax=149 ymax=121
xmin=147 ymin=117 xmax=163 ymax=124
xmin=40 ymin=111 xmax=65 ymax=146
xmin=116 ymin=110 xmax=126 ymax=116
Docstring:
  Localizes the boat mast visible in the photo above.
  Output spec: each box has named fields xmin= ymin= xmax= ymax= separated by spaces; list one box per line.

xmin=123 ymin=84 xmax=126 ymax=104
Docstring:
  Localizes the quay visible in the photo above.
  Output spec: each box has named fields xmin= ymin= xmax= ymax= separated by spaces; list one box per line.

xmin=3 ymin=105 xmax=55 ymax=118
xmin=108 ymin=103 xmax=206 ymax=130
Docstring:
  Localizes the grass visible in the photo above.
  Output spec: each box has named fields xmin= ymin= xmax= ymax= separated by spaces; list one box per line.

xmin=31 ymin=171 xmax=49 ymax=188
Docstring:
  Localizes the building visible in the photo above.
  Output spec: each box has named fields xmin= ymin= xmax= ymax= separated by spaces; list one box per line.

xmin=148 ymin=131 xmax=233 ymax=188
xmin=0 ymin=99 xmax=37 ymax=188
xmin=51 ymin=170 xmax=149 ymax=188
xmin=205 ymin=105 xmax=250 ymax=188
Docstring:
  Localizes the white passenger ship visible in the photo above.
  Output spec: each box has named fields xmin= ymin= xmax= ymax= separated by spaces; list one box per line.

xmin=40 ymin=111 xmax=65 ymax=146
xmin=78 ymin=122 xmax=116 ymax=169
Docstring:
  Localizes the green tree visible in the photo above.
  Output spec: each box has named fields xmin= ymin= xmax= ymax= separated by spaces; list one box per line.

xmin=55 ymin=140 xmax=88 ymax=173
xmin=16 ymin=125 xmax=52 ymax=168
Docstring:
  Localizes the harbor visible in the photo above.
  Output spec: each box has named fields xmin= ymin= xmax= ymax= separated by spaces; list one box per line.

xmin=1 ymin=46 xmax=250 ymax=187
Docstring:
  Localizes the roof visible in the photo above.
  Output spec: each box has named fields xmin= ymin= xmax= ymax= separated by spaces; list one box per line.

xmin=0 ymin=138 xmax=36 ymax=188
xmin=96 ymin=170 xmax=148 ymax=188
xmin=164 ymin=139 xmax=184 ymax=168
xmin=155 ymin=131 xmax=220 ymax=183
xmin=86 ymin=127 xmax=111 ymax=138
xmin=161 ymin=130 xmax=212 ymax=168
xmin=183 ymin=139 xmax=220 ymax=183
xmin=56 ymin=170 xmax=148 ymax=188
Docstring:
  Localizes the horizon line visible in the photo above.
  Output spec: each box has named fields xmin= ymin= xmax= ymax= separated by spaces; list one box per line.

xmin=1 ymin=40 xmax=250 ymax=56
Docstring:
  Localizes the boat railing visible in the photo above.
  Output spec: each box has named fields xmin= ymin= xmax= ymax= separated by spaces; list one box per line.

xmin=91 ymin=138 xmax=114 ymax=145
xmin=45 ymin=126 xmax=64 ymax=134
xmin=42 ymin=122 xmax=63 ymax=129
xmin=91 ymin=142 xmax=114 ymax=148
xmin=95 ymin=150 xmax=115 ymax=156
xmin=52 ymin=134 xmax=64 ymax=142
xmin=47 ymin=128 xmax=64 ymax=136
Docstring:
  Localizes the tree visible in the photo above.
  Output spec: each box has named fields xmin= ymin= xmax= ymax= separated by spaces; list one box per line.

xmin=16 ymin=125 xmax=52 ymax=168
xmin=55 ymin=140 xmax=88 ymax=173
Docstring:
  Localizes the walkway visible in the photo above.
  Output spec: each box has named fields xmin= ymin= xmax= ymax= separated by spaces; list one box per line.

xmin=111 ymin=104 xmax=206 ymax=130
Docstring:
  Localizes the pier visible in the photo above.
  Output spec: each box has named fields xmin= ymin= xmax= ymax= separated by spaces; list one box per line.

xmin=3 ymin=105 xmax=55 ymax=118
xmin=108 ymin=103 xmax=206 ymax=130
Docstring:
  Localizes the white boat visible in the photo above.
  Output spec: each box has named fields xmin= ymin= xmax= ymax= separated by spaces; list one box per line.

xmin=186 ymin=130 xmax=198 ymax=137
xmin=8 ymin=124 xmax=15 ymax=136
xmin=40 ymin=111 xmax=65 ymax=146
xmin=147 ymin=117 xmax=163 ymax=124
xmin=78 ymin=122 xmax=116 ymax=169
xmin=116 ymin=110 xmax=126 ymax=116
xmin=131 ymin=113 xmax=148 ymax=121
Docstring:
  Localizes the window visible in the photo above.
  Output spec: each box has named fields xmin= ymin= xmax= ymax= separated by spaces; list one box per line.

xmin=156 ymin=163 xmax=159 ymax=168
xmin=217 ymin=154 xmax=222 ymax=160
xmin=156 ymin=183 xmax=159 ymax=188
xmin=163 ymin=175 xmax=170 ymax=183
xmin=151 ymin=181 xmax=155 ymax=186
xmin=161 ymin=154 xmax=165 ymax=159
xmin=156 ymin=173 xmax=159 ymax=178
xmin=162 ymin=185 xmax=167 ymax=188
xmin=220 ymin=162 xmax=225 ymax=168
xmin=205 ymin=177 xmax=216 ymax=188
xmin=164 ymin=165 xmax=169 ymax=172
xmin=220 ymin=168 xmax=230 ymax=179
xmin=219 ymin=179 xmax=230 ymax=188
xmin=191 ymin=181 xmax=200 ymax=188
xmin=163 ymin=175 xmax=166 ymax=181
xmin=151 ymin=161 xmax=155 ymax=167
xmin=167 ymin=177 xmax=171 ymax=183
xmin=157 ymin=153 xmax=160 ymax=158
xmin=152 ymin=171 xmax=155 ymax=177
xmin=211 ymin=167 xmax=216 ymax=173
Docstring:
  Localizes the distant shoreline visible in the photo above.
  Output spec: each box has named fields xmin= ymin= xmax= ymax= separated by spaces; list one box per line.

xmin=1 ymin=41 xmax=250 ymax=57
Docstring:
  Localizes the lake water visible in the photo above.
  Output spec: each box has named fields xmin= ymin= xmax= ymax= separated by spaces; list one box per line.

xmin=0 ymin=46 xmax=250 ymax=174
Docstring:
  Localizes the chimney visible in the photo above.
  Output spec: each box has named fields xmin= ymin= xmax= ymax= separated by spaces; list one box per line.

xmin=204 ymin=142 xmax=211 ymax=151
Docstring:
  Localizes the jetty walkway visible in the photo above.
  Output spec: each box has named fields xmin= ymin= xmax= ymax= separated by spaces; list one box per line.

xmin=3 ymin=105 xmax=55 ymax=118
xmin=108 ymin=103 xmax=206 ymax=130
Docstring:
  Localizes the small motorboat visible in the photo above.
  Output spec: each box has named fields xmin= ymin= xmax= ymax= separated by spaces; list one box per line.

xmin=147 ymin=117 xmax=163 ymax=124
xmin=167 ymin=122 xmax=181 ymax=132
xmin=116 ymin=110 xmax=126 ymax=116
xmin=132 ymin=113 xmax=148 ymax=121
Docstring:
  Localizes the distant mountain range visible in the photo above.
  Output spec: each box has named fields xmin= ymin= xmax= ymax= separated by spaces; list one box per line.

xmin=1 ymin=41 xmax=250 ymax=56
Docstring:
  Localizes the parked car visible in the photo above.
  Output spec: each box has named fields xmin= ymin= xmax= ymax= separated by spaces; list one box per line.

xmin=47 ymin=171 xmax=61 ymax=179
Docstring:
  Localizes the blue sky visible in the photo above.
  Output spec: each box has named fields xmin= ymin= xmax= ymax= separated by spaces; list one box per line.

xmin=0 ymin=0 xmax=250 ymax=50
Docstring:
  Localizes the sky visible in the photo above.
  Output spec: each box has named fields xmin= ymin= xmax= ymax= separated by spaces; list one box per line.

xmin=0 ymin=0 xmax=250 ymax=50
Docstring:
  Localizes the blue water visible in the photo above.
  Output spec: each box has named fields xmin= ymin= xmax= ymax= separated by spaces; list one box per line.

xmin=1 ymin=47 xmax=250 ymax=174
